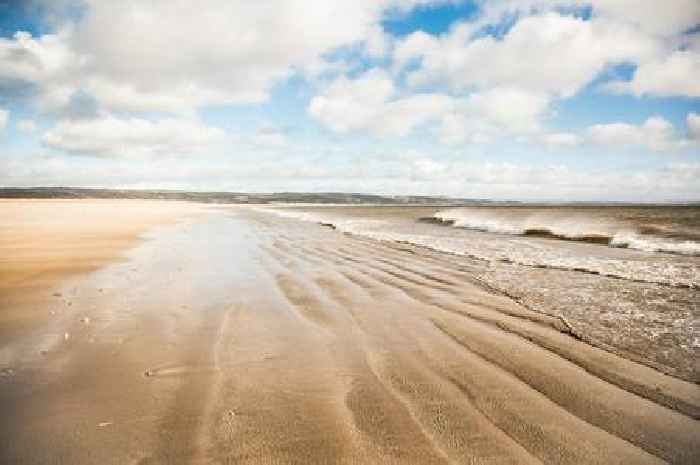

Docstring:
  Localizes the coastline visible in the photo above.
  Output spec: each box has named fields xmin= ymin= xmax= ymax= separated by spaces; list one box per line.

xmin=1 ymin=201 xmax=698 ymax=464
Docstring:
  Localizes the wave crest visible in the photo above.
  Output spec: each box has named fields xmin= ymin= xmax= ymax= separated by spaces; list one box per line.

xmin=433 ymin=209 xmax=700 ymax=257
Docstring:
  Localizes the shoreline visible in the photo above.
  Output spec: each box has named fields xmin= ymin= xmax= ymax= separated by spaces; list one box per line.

xmin=1 ymin=201 xmax=698 ymax=464
xmin=260 ymin=204 xmax=700 ymax=383
xmin=344 ymin=234 xmax=699 ymax=384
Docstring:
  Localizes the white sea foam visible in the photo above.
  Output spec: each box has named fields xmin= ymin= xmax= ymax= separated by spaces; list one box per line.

xmin=258 ymin=206 xmax=700 ymax=288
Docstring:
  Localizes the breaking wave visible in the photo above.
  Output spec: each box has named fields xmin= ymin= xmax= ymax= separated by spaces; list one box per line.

xmin=258 ymin=206 xmax=700 ymax=288
xmin=431 ymin=209 xmax=700 ymax=257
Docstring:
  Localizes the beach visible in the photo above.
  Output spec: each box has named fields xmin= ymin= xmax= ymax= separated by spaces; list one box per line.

xmin=1 ymin=200 xmax=698 ymax=464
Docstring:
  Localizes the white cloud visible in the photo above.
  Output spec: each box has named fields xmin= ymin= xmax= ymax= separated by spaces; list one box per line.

xmin=393 ymin=30 xmax=439 ymax=70
xmin=364 ymin=25 xmax=393 ymax=58
xmin=606 ymin=48 xmax=700 ymax=97
xmin=592 ymin=5 xmax=700 ymax=98
xmin=388 ymin=9 xmax=675 ymax=147
xmin=378 ymin=94 xmax=456 ymax=137
xmin=0 ymin=31 xmax=82 ymax=111
xmin=308 ymin=70 xmax=396 ymax=134
xmin=466 ymin=86 xmax=550 ymax=133
xmin=42 ymin=116 xmax=226 ymax=157
xmin=396 ymin=12 xmax=659 ymax=98
xmin=411 ymin=157 xmax=448 ymax=179
xmin=588 ymin=0 xmax=700 ymax=36
xmin=0 ymin=31 xmax=77 ymax=85
xmin=308 ymin=75 xmax=600 ymax=155
xmin=0 ymin=109 xmax=8 ymax=130
xmin=309 ymin=68 xmax=554 ymax=143
xmin=475 ymin=1 xmax=700 ymax=37
xmin=434 ymin=86 xmax=552 ymax=145
xmin=541 ymin=132 xmax=583 ymax=149
xmin=395 ymin=3 xmax=699 ymax=104
xmin=0 ymin=0 xmax=453 ymax=113
xmin=688 ymin=113 xmax=700 ymax=141
xmin=436 ymin=112 xmax=488 ymax=145
xmin=587 ymin=116 xmax=693 ymax=152
xmin=17 ymin=119 xmax=37 ymax=133
xmin=308 ymin=69 xmax=453 ymax=137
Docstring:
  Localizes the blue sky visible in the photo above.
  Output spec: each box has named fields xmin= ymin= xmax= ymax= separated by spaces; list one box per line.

xmin=0 ymin=0 xmax=699 ymax=200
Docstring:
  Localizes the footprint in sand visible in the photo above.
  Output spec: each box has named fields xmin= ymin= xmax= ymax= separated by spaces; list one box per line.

xmin=143 ymin=365 xmax=218 ymax=378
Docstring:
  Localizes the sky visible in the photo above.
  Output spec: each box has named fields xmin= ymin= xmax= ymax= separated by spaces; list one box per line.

xmin=0 ymin=0 xmax=699 ymax=201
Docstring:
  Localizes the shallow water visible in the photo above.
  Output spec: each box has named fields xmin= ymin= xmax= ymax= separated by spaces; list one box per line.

xmin=263 ymin=205 xmax=700 ymax=381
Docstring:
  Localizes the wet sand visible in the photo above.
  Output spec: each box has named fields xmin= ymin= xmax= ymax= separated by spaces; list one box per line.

xmin=1 ymin=202 xmax=698 ymax=464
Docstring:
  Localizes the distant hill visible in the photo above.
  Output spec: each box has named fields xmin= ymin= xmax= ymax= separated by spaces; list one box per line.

xmin=0 ymin=187 xmax=501 ymax=205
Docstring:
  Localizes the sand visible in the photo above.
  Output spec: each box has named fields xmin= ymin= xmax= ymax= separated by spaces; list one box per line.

xmin=0 ymin=200 xmax=204 ymax=333
xmin=0 ymin=201 xmax=698 ymax=464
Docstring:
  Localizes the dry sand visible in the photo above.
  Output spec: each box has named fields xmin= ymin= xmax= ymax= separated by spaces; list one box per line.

xmin=0 ymin=200 xmax=201 ymax=293
xmin=0 ymin=200 xmax=203 ymax=333
xmin=0 ymin=201 xmax=698 ymax=464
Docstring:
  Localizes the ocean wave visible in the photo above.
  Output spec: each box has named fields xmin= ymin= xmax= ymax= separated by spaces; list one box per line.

xmin=432 ymin=209 xmax=700 ymax=257
xmin=258 ymin=207 xmax=700 ymax=288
